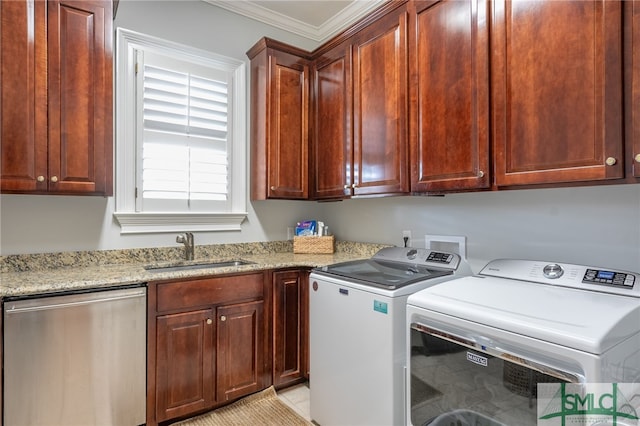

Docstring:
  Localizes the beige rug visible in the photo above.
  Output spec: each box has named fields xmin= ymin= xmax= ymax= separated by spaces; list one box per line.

xmin=173 ymin=386 xmax=312 ymax=426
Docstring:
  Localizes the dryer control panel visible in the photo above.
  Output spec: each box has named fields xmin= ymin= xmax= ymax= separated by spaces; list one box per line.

xmin=479 ymin=259 xmax=640 ymax=297
xmin=583 ymin=269 xmax=635 ymax=287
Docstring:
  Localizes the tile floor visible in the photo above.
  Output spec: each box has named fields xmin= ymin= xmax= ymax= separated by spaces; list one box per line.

xmin=277 ymin=382 xmax=311 ymax=421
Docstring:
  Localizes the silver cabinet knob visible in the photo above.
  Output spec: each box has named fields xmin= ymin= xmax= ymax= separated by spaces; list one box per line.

xmin=605 ymin=157 xmax=617 ymax=166
xmin=270 ymin=186 xmax=276 ymax=191
xmin=220 ymin=315 xmax=226 ymax=322
xmin=50 ymin=176 xmax=58 ymax=183
xmin=351 ymin=183 xmax=357 ymax=189
xmin=37 ymin=176 xmax=45 ymax=182
xmin=478 ymin=170 xmax=485 ymax=178
xmin=343 ymin=185 xmax=349 ymax=189
xmin=206 ymin=318 xmax=213 ymax=325
xmin=635 ymin=154 xmax=640 ymax=164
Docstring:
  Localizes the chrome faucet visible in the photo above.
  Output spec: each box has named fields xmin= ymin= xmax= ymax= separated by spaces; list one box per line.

xmin=176 ymin=232 xmax=195 ymax=261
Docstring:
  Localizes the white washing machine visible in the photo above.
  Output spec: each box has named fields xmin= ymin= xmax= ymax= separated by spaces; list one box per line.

xmin=309 ymin=247 xmax=472 ymax=426
xmin=406 ymin=259 xmax=640 ymax=426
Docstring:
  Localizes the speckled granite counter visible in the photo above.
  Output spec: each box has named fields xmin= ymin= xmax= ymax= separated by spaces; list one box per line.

xmin=0 ymin=241 xmax=390 ymax=298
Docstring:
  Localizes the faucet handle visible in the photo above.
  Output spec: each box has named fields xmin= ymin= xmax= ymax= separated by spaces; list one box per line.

xmin=176 ymin=233 xmax=186 ymax=244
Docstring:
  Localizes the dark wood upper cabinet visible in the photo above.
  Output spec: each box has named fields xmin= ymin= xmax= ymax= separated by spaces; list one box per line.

xmin=0 ymin=0 xmax=113 ymax=195
xmin=491 ymin=0 xmax=624 ymax=186
xmin=48 ymin=0 xmax=113 ymax=195
xmin=351 ymin=5 xmax=410 ymax=196
xmin=311 ymin=42 xmax=353 ymax=199
xmin=1 ymin=0 xmax=48 ymax=192
xmin=409 ymin=0 xmax=490 ymax=193
xmin=250 ymin=0 xmax=638 ymax=197
xmin=629 ymin=0 xmax=640 ymax=178
xmin=248 ymin=38 xmax=310 ymax=200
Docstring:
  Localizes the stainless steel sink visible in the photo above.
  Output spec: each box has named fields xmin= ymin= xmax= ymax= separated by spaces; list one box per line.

xmin=144 ymin=259 xmax=255 ymax=273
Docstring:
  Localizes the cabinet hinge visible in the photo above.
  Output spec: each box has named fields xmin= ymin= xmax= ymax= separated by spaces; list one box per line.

xmin=135 ymin=187 xmax=138 ymax=198
xmin=135 ymin=62 xmax=139 ymax=75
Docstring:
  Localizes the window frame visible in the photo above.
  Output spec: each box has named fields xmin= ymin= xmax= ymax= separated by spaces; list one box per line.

xmin=114 ymin=28 xmax=247 ymax=234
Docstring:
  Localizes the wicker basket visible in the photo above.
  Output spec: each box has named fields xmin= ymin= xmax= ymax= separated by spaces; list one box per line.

xmin=293 ymin=235 xmax=335 ymax=254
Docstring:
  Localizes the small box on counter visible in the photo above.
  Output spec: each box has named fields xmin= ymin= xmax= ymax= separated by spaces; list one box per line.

xmin=293 ymin=235 xmax=335 ymax=254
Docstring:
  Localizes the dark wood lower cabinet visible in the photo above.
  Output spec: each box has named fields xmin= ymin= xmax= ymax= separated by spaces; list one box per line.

xmin=155 ymin=309 xmax=215 ymax=422
xmin=147 ymin=272 xmax=269 ymax=426
xmin=147 ymin=269 xmax=310 ymax=425
xmin=272 ymin=270 xmax=309 ymax=387
xmin=217 ymin=300 xmax=266 ymax=402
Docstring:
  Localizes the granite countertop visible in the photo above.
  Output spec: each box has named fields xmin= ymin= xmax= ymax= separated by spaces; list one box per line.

xmin=0 ymin=240 xmax=390 ymax=298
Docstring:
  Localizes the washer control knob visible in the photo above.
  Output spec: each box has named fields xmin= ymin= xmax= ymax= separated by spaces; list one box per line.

xmin=406 ymin=249 xmax=418 ymax=260
xmin=543 ymin=263 xmax=564 ymax=279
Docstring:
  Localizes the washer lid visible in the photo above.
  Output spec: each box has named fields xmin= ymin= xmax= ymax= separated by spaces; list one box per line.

xmin=407 ymin=275 xmax=640 ymax=354
xmin=313 ymin=258 xmax=453 ymax=290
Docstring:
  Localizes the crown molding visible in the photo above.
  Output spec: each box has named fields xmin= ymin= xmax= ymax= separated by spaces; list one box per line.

xmin=205 ymin=0 xmax=387 ymax=43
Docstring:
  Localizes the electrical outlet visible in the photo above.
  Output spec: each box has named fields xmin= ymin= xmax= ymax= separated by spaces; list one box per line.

xmin=402 ymin=230 xmax=412 ymax=247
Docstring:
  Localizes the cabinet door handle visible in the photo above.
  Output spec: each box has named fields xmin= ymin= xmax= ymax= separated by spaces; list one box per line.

xmin=635 ymin=154 xmax=640 ymax=164
xmin=343 ymin=185 xmax=349 ymax=189
xmin=50 ymin=176 xmax=58 ymax=183
xmin=37 ymin=176 xmax=45 ymax=182
xmin=351 ymin=183 xmax=357 ymax=189
xmin=605 ymin=157 xmax=617 ymax=166
xmin=206 ymin=318 xmax=213 ymax=325
xmin=220 ymin=315 xmax=226 ymax=322
xmin=478 ymin=170 xmax=485 ymax=178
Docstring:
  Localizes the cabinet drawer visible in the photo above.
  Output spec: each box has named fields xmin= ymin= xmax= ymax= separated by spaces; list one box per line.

xmin=156 ymin=273 xmax=265 ymax=312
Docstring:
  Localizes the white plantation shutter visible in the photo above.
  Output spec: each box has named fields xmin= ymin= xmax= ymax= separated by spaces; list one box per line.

xmin=114 ymin=29 xmax=247 ymax=234
xmin=138 ymin=53 xmax=231 ymax=212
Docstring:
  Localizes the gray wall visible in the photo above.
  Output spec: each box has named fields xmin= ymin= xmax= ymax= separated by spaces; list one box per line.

xmin=314 ymin=184 xmax=640 ymax=273
xmin=1 ymin=1 xmax=639 ymax=276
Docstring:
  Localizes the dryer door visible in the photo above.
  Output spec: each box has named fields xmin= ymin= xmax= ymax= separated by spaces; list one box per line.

xmin=409 ymin=324 xmax=576 ymax=426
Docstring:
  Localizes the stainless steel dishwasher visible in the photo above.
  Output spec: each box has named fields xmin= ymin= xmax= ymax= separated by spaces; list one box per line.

xmin=3 ymin=285 xmax=147 ymax=426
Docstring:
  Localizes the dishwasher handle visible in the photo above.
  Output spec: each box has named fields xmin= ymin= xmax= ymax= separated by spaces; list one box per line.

xmin=4 ymin=287 xmax=146 ymax=315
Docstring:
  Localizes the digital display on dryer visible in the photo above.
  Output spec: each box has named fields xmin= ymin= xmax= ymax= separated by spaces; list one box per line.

xmin=597 ymin=271 xmax=615 ymax=280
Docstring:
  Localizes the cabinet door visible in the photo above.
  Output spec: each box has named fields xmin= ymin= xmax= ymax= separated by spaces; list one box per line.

xmin=156 ymin=309 xmax=215 ymax=422
xmin=352 ymin=6 xmax=409 ymax=196
xmin=631 ymin=0 xmax=640 ymax=178
xmin=0 ymin=0 xmax=48 ymax=192
xmin=410 ymin=0 xmax=490 ymax=192
xmin=216 ymin=300 xmax=267 ymax=402
xmin=47 ymin=0 xmax=113 ymax=195
xmin=492 ymin=0 xmax=624 ymax=186
xmin=273 ymin=270 xmax=308 ymax=387
xmin=267 ymin=50 xmax=309 ymax=199
xmin=311 ymin=43 xmax=352 ymax=199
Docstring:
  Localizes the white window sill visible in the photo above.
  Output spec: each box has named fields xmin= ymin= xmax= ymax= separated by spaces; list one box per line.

xmin=113 ymin=212 xmax=247 ymax=234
